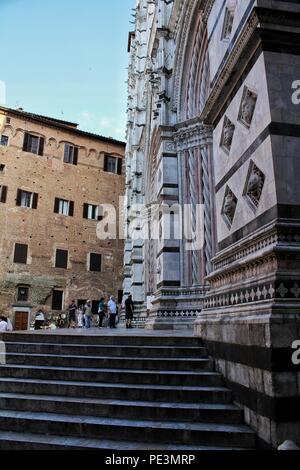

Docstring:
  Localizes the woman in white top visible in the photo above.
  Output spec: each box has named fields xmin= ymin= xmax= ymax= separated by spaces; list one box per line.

xmin=0 ymin=316 xmax=8 ymax=332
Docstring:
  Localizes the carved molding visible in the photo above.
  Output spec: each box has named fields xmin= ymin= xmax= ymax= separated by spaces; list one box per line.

xmin=200 ymin=9 xmax=260 ymax=124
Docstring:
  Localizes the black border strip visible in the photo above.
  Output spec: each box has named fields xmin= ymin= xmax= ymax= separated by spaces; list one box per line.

xmin=202 ymin=339 xmax=300 ymax=372
xmin=157 ymin=281 xmax=181 ymax=288
xmin=226 ymin=379 xmax=300 ymax=422
xmin=157 ymin=247 xmax=180 ymax=258
xmin=218 ymin=204 xmax=300 ymax=251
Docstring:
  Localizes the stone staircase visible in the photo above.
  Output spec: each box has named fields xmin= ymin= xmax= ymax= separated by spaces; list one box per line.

xmin=0 ymin=332 xmax=256 ymax=450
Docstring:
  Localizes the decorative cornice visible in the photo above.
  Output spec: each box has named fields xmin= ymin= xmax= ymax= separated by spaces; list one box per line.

xmin=173 ymin=121 xmax=213 ymax=149
xmin=200 ymin=9 xmax=260 ymax=124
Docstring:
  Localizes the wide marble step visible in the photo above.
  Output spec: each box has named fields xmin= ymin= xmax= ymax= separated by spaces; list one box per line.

xmin=0 ymin=333 xmax=203 ymax=347
xmin=2 ymin=352 xmax=214 ymax=371
xmin=2 ymin=342 xmax=207 ymax=358
xmin=0 ymin=364 xmax=223 ymax=387
xmin=0 ymin=431 xmax=249 ymax=450
xmin=0 ymin=392 xmax=244 ymax=424
xmin=0 ymin=410 xmax=256 ymax=448
xmin=0 ymin=377 xmax=233 ymax=403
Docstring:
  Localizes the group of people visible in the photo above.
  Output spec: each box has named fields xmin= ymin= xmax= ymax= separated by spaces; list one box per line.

xmin=67 ymin=294 xmax=134 ymax=330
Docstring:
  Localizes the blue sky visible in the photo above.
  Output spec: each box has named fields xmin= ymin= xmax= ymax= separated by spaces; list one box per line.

xmin=0 ymin=0 xmax=134 ymax=140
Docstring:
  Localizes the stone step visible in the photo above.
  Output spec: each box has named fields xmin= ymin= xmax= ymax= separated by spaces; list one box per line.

xmin=0 ymin=377 xmax=233 ymax=403
xmin=0 ymin=364 xmax=223 ymax=387
xmin=0 ymin=333 xmax=202 ymax=347
xmin=0 ymin=392 xmax=244 ymax=424
xmin=0 ymin=431 xmax=249 ymax=450
xmin=2 ymin=352 xmax=214 ymax=371
xmin=3 ymin=342 xmax=207 ymax=358
xmin=0 ymin=410 xmax=256 ymax=448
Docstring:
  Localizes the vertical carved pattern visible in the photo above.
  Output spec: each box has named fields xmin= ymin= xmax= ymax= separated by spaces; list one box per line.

xmin=187 ymin=22 xmax=203 ymax=119
xmin=201 ymin=144 xmax=212 ymax=275
xmin=188 ymin=148 xmax=199 ymax=285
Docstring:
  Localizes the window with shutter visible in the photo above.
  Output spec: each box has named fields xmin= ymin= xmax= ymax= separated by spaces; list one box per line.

xmin=104 ymin=155 xmax=118 ymax=174
xmin=55 ymin=198 xmax=74 ymax=216
xmin=84 ymin=203 xmax=99 ymax=220
xmin=16 ymin=190 xmax=38 ymax=209
xmin=64 ymin=144 xmax=78 ymax=165
xmin=0 ymin=186 xmax=7 ymax=203
xmin=32 ymin=193 xmax=38 ymax=209
xmin=55 ymin=249 xmax=68 ymax=269
xmin=23 ymin=133 xmax=44 ymax=155
xmin=69 ymin=201 xmax=74 ymax=217
xmin=89 ymin=253 xmax=102 ymax=272
xmin=117 ymin=158 xmax=123 ymax=175
xmin=14 ymin=244 xmax=28 ymax=264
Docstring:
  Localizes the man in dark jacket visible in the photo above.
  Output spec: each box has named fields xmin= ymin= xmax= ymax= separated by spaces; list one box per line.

xmin=125 ymin=295 xmax=134 ymax=329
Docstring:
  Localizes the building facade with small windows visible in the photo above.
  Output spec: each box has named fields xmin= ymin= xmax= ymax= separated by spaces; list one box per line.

xmin=0 ymin=106 xmax=125 ymax=328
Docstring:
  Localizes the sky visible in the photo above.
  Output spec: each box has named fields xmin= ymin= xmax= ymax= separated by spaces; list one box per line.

xmin=0 ymin=0 xmax=134 ymax=140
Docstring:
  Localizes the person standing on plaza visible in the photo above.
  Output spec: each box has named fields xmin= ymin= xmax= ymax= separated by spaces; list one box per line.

xmin=125 ymin=294 xmax=134 ymax=329
xmin=68 ymin=300 xmax=77 ymax=328
xmin=84 ymin=300 xmax=93 ymax=329
xmin=98 ymin=297 xmax=105 ymax=328
xmin=107 ymin=296 xmax=117 ymax=329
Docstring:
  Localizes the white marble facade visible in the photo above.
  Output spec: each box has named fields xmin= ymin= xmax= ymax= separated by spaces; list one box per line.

xmin=124 ymin=0 xmax=300 ymax=447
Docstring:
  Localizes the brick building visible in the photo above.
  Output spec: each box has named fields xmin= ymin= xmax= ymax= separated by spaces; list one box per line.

xmin=0 ymin=106 xmax=125 ymax=329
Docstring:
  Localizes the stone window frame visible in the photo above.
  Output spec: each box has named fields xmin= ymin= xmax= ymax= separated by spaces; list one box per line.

xmin=16 ymin=285 xmax=30 ymax=303
xmin=221 ymin=6 xmax=235 ymax=42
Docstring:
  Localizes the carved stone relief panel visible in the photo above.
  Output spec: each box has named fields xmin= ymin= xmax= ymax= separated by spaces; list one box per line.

xmin=220 ymin=116 xmax=235 ymax=154
xmin=243 ymin=160 xmax=265 ymax=210
xmin=222 ymin=186 xmax=238 ymax=228
xmin=238 ymin=86 xmax=258 ymax=128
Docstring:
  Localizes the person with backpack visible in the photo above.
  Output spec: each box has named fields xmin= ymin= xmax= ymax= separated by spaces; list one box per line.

xmin=125 ymin=294 xmax=134 ymax=329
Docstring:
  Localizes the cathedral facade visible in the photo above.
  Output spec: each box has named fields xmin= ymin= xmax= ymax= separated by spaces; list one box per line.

xmin=124 ymin=0 xmax=300 ymax=446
